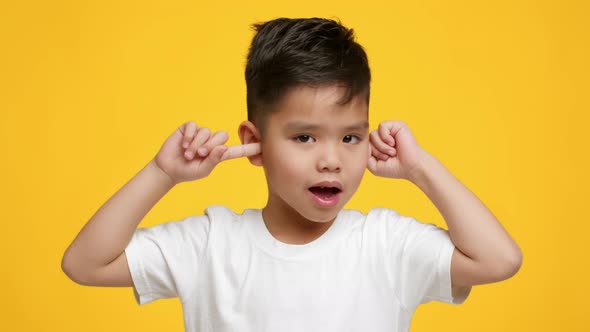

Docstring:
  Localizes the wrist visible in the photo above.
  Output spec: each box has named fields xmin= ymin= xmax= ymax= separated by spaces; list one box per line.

xmin=406 ymin=149 xmax=438 ymax=186
xmin=147 ymin=159 xmax=178 ymax=188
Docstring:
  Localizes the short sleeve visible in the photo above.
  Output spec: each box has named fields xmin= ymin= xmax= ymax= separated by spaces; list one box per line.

xmin=124 ymin=215 xmax=210 ymax=305
xmin=373 ymin=209 xmax=470 ymax=312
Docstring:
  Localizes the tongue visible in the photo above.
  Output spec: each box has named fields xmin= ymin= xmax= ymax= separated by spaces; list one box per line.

xmin=309 ymin=187 xmax=336 ymax=198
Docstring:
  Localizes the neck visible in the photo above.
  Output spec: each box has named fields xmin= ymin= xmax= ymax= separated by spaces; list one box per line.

xmin=262 ymin=197 xmax=334 ymax=245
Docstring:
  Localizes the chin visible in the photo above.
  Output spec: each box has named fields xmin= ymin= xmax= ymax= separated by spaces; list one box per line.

xmin=298 ymin=206 xmax=343 ymax=223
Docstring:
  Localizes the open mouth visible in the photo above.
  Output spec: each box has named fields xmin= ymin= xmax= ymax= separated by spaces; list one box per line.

xmin=308 ymin=186 xmax=342 ymax=198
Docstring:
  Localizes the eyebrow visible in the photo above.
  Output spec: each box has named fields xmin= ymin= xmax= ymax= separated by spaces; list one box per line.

xmin=285 ymin=121 xmax=369 ymax=132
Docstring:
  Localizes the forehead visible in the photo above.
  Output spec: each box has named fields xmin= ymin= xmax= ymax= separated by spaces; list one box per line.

xmin=269 ymin=84 xmax=368 ymax=126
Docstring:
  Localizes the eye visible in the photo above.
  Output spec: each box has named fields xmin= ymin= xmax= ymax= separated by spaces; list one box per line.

xmin=294 ymin=134 xmax=316 ymax=143
xmin=343 ymin=135 xmax=361 ymax=144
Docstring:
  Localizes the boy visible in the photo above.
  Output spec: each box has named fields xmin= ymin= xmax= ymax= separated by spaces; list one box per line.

xmin=62 ymin=17 xmax=522 ymax=332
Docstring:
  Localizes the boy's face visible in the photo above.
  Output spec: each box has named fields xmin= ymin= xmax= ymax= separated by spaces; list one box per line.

xmin=260 ymin=84 xmax=369 ymax=225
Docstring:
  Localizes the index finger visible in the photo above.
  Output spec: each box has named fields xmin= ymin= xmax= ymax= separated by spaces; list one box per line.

xmin=220 ymin=143 xmax=261 ymax=161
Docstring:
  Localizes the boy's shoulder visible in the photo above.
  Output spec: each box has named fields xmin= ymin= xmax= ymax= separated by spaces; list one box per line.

xmin=197 ymin=205 xmax=448 ymax=261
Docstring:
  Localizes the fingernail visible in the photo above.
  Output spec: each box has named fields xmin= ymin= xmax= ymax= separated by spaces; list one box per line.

xmin=388 ymin=149 xmax=396 ymax=156
xmin=182 ymin=142 xmax=189 ymax=148
xmin=198 ymin=147 xmax=207 ymax=156
xmin=185 ymin=151 xmax=194 ymax=159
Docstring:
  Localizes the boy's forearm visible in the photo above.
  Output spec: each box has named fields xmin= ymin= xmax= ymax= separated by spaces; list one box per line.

xmin=62 ymin=159 xmax=176 ymax=275
xmin=409 ymin=151 xmax=522 ymax=273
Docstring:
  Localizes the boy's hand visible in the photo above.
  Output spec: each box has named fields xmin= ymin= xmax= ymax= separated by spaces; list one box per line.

xmin=367 ymin=121 xmax=427 ymax=181
xmin=154 ymin=121 xmax=261 ymax=184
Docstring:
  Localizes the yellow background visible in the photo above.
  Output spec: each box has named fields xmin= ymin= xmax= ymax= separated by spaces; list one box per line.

xmin=1 ymin=0 xmax=588 ymax=330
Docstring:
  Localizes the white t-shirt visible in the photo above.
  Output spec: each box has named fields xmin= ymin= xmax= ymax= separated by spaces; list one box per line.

xmin=125 ymin=205 xmax=470 ymax=332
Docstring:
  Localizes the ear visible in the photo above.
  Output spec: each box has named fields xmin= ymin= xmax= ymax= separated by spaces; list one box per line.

xmin=238 ymin=120 xmax=263 ymax=166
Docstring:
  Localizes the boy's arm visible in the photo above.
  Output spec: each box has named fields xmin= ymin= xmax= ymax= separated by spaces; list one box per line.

xmin=62 ymin=122 xmax=260 ymax=287
xmin=409 ymin=151 xmax=523 ymax=289
xmin=368 ymin=121 xmax=522 ymax=292
xmin=61 ymin=159 xmax=175 ymax=286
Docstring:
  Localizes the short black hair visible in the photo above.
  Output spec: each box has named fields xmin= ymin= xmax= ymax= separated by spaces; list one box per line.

xmin=245 ymin=17 xmax=371 ymax=132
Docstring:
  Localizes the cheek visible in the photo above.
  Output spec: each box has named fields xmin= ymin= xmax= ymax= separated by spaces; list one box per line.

xmin=346 ymin=145 xmax=370 ymax=176
xmin=349 ymin=159 xmax=368 ymax=177
xmin=264 ymin=145 xmax=308 ymax=179
xmin=280 ymin=155 xmax=309 ymax=178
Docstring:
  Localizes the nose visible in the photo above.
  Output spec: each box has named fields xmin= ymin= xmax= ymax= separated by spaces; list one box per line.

xmin=317 ymin=145 xmax=341 ymax=173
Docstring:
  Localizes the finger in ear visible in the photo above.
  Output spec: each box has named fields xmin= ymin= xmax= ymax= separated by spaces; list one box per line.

xmin=237 ymin=120 xmax=263 ymax=167
xmin=238 ymin=120 xmax=261 ymax=145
